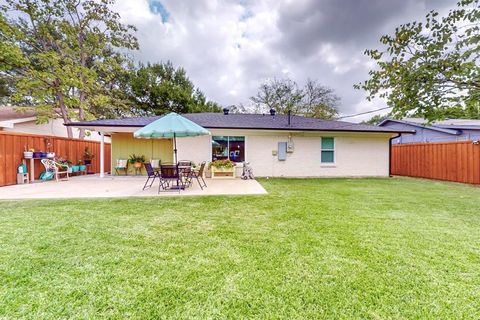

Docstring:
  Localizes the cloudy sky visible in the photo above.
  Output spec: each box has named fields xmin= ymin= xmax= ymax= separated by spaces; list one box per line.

xmin=115 ymin=0 xmax=454 ymax=122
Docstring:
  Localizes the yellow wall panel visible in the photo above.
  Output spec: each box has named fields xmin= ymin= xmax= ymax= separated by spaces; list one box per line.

xmin=111 ymin=133 xmax=173 ymax=175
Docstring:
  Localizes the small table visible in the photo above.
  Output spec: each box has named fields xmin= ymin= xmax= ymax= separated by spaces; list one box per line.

xmin=22 ymin=158 xmax=45 ymax=183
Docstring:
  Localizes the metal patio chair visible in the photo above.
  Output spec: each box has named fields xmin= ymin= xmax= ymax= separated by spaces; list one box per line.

xmin=115 ymin=159 xmax=128 ymax=175
xmin=159 ymin=164 xmax=185 ymax=193
xmin=187 ymin=161 xmax=207 ymax=190
xmin=150 ymin=159 xmax=161 ymax=170
xmin=143 ymin=162 xmax=161 ymax=190
xmin=177 ymin=160 xmax=192 ymax=167
xmin=41 ymin=159 xmax=69 ymax=182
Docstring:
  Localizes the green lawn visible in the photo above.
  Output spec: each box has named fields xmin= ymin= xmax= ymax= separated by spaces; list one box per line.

xmin=1 ymin=178 xmax=480 ymax=319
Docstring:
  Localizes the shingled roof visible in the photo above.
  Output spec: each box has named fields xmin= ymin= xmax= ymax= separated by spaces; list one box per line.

xmin=66 ymin=112 xmax=412 ymax=133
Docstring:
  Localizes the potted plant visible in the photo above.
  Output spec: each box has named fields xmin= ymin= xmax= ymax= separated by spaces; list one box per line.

xmin=71 ymin=161 xmax=80 ymax=173
xmin=128 ymin=154 xmax=146 ymax=169
xmin=78 ymin=160 xmax=87 ymax=172
xmin=56 ymin=157 xmax=72 ymax=173
xmin=24 ymin=147 xmax=34 ymax=159
xmin=209 ymin=159 xmax=236 ymax=178
xmin=83 ymin=147 xmax=95 ymax=165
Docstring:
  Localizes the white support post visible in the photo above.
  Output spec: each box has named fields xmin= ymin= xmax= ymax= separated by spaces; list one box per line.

xmin=100 ymin=132 xmax=105 ymax=178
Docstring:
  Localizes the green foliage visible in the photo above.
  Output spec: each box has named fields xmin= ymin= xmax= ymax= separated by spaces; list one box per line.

xmin=126 ymin=61 xmax=221 ymax=116
xmin=0 ymin=0 xmax=138 ymax=137
xmin=356 ymin=0 xmax=480 ymax=121
xmin=251 ymin=78 xmax=340 ymax=119
xmin=361 ymin=114 xmax=391 ymax=125
xmin=128 ymin=154 xmax=146 ymax=164
xmin=83 ymin=147 xmax=94 ymax=160
xmin=209 ymin=159 xmax=235 ymax=169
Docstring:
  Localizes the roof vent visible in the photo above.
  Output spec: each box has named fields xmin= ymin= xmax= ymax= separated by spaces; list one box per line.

xmin=270 ymin=108 xmax=276 ymax=116
xmin=223 ymin=107 xmax=229 ymax=115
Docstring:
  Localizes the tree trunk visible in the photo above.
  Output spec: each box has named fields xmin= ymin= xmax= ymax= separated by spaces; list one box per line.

xmin=78 ymin=92 xmax=86 ymax=140
xmin=57 ymin=92 xmax=73 ymax=138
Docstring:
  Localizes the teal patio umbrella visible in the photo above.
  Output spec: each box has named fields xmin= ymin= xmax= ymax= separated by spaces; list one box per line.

xmin=134 ymin=112 xmax=210 ymax=163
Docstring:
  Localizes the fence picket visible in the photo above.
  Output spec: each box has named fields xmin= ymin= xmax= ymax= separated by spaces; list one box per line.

xmin=392 ymin=141 xmax=480 ymax=184
xmin=0 ymin=132 xmax=110 ymax=187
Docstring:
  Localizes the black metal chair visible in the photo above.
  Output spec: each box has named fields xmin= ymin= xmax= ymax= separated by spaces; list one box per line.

xmin=177 ymin=160 xmax=192 ymax=167
xmin=188 ymin=161 xmax=207 ymax=190
xmin=143 ymin=162 xmax=160 ymax=190
xmin=159 ymin=164 xmax=185 ymax=193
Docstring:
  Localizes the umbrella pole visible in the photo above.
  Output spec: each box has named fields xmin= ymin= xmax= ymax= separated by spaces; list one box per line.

xmin=173 ymin=132 xmax=177 ymax=164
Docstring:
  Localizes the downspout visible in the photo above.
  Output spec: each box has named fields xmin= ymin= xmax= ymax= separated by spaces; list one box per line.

xmin=389 ymin=133 xmax=401 ymax=177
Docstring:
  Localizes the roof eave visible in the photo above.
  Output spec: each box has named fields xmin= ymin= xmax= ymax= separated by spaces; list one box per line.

xmin=66 ymin=122 xmax=413 ymax=134
xmin=379 ymin=119 xmax=460 ymax=135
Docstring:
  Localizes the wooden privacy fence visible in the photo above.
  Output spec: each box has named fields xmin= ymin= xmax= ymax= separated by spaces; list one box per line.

xmin=391 ymin=141 xmax=480 ymax=184
xmin=0 ymin=131 xmax=111 ymax=187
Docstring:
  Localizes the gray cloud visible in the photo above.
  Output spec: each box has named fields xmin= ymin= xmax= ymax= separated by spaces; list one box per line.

xmin=116 ymin=0 xmax=456 ymax=122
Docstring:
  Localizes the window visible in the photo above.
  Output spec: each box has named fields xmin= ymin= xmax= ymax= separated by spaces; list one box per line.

xmin=321 ymin=137 xmax=335 ymax=163
xmin=212 ymin=136 xmax=245 ymax=162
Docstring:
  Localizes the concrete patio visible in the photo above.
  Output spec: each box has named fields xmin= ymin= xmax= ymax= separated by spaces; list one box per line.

xmin=0 ymin=175 xmax=267 ymax=200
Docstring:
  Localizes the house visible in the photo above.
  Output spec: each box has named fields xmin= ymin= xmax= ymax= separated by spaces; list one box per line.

xmin=379 ymin=118 xmax=480 ymax=144
xmin=0 ymin=106 xmax=108 ymax=142
xmin=67 ymin=110 xmax=411 ymax=177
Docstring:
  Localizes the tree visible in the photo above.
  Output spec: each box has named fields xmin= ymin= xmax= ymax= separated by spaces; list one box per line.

xmin=0 ymin=75 xmax=11 ymax=103
xmin=360 ymin=114 xmax=390 ymax=125
xmin=356 ymin=0 xmax=480 ymax=121
xmin=250 ymin=78 xmax=303 ymax=114
xmin=0 ymin=0 xmax=138 ymax=138
xmin=126 ymin=61 xmax=221 ymax=115
xmin=250 ymin=78 xmax=339 ymax=119
xmin=301 ymin=79 xmax=339 ymax=119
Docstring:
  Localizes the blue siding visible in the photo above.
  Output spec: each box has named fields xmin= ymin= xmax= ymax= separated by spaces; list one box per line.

xmin=381 ymin=121 xmax=480 ymax=144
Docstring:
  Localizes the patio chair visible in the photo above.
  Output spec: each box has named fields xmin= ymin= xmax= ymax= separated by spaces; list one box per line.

xmin=143 ymin=162 xmax=161 ymax=190
xmin=177 ymin=160 xmax=192 ymax=167
xmin=159 ymin=164 xmax=185 ymax=193
xmin=150 ymin=159 xmax=161 ymax=170
xmin=41 ymin=159 xmax=69 ymax=182
xmin=188 ymin=161 xmax=207 ymax=190
xmin=115 ymin=159 xmax=128 ymax=175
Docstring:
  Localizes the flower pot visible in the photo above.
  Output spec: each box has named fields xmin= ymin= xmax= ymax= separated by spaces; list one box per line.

xmin=67 ymin=167 xmax=73 ymax=173
xmin=24 ymin=151 xmax=33 ymax=159
xmin=84 ymin=159 xmax=92 ymax=165
xmin=40 ymin=152 xmax=47 ymax=158
xmin=33 ymin=152 xmax=42 ymax=158
xmin=46 ymin=152 xmax=55 ymax=158
xmin=79 ymin=165 xmax=87 ymax=171
xmin=133 ymin=162 xmax=143 ymax=168
xmin=71 ymin=165 xmax=79 ymax=172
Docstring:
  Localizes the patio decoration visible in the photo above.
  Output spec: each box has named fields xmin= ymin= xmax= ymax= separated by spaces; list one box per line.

xmin=83 ymin=147 xmax=95 ymax=165
xmin=129 ymin=154 xmax=146 ymax=168
xmin=78 ymin=161 xmax=87 ymax=172
xmin=23 ymin=147 xmax=34 ymax=159
xmin=133 ymin=112 xmax=210 ymax=163
xmin=209 ymin=159 xmax=236 ymax=179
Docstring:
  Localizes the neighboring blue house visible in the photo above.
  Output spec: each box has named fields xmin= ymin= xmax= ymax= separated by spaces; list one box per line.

xmin=379 ymin=118 xmax=480 ymax=144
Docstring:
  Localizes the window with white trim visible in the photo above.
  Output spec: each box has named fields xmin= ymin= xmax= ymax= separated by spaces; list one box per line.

xmin=321 ymin=137 xmax=335 ymax=163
